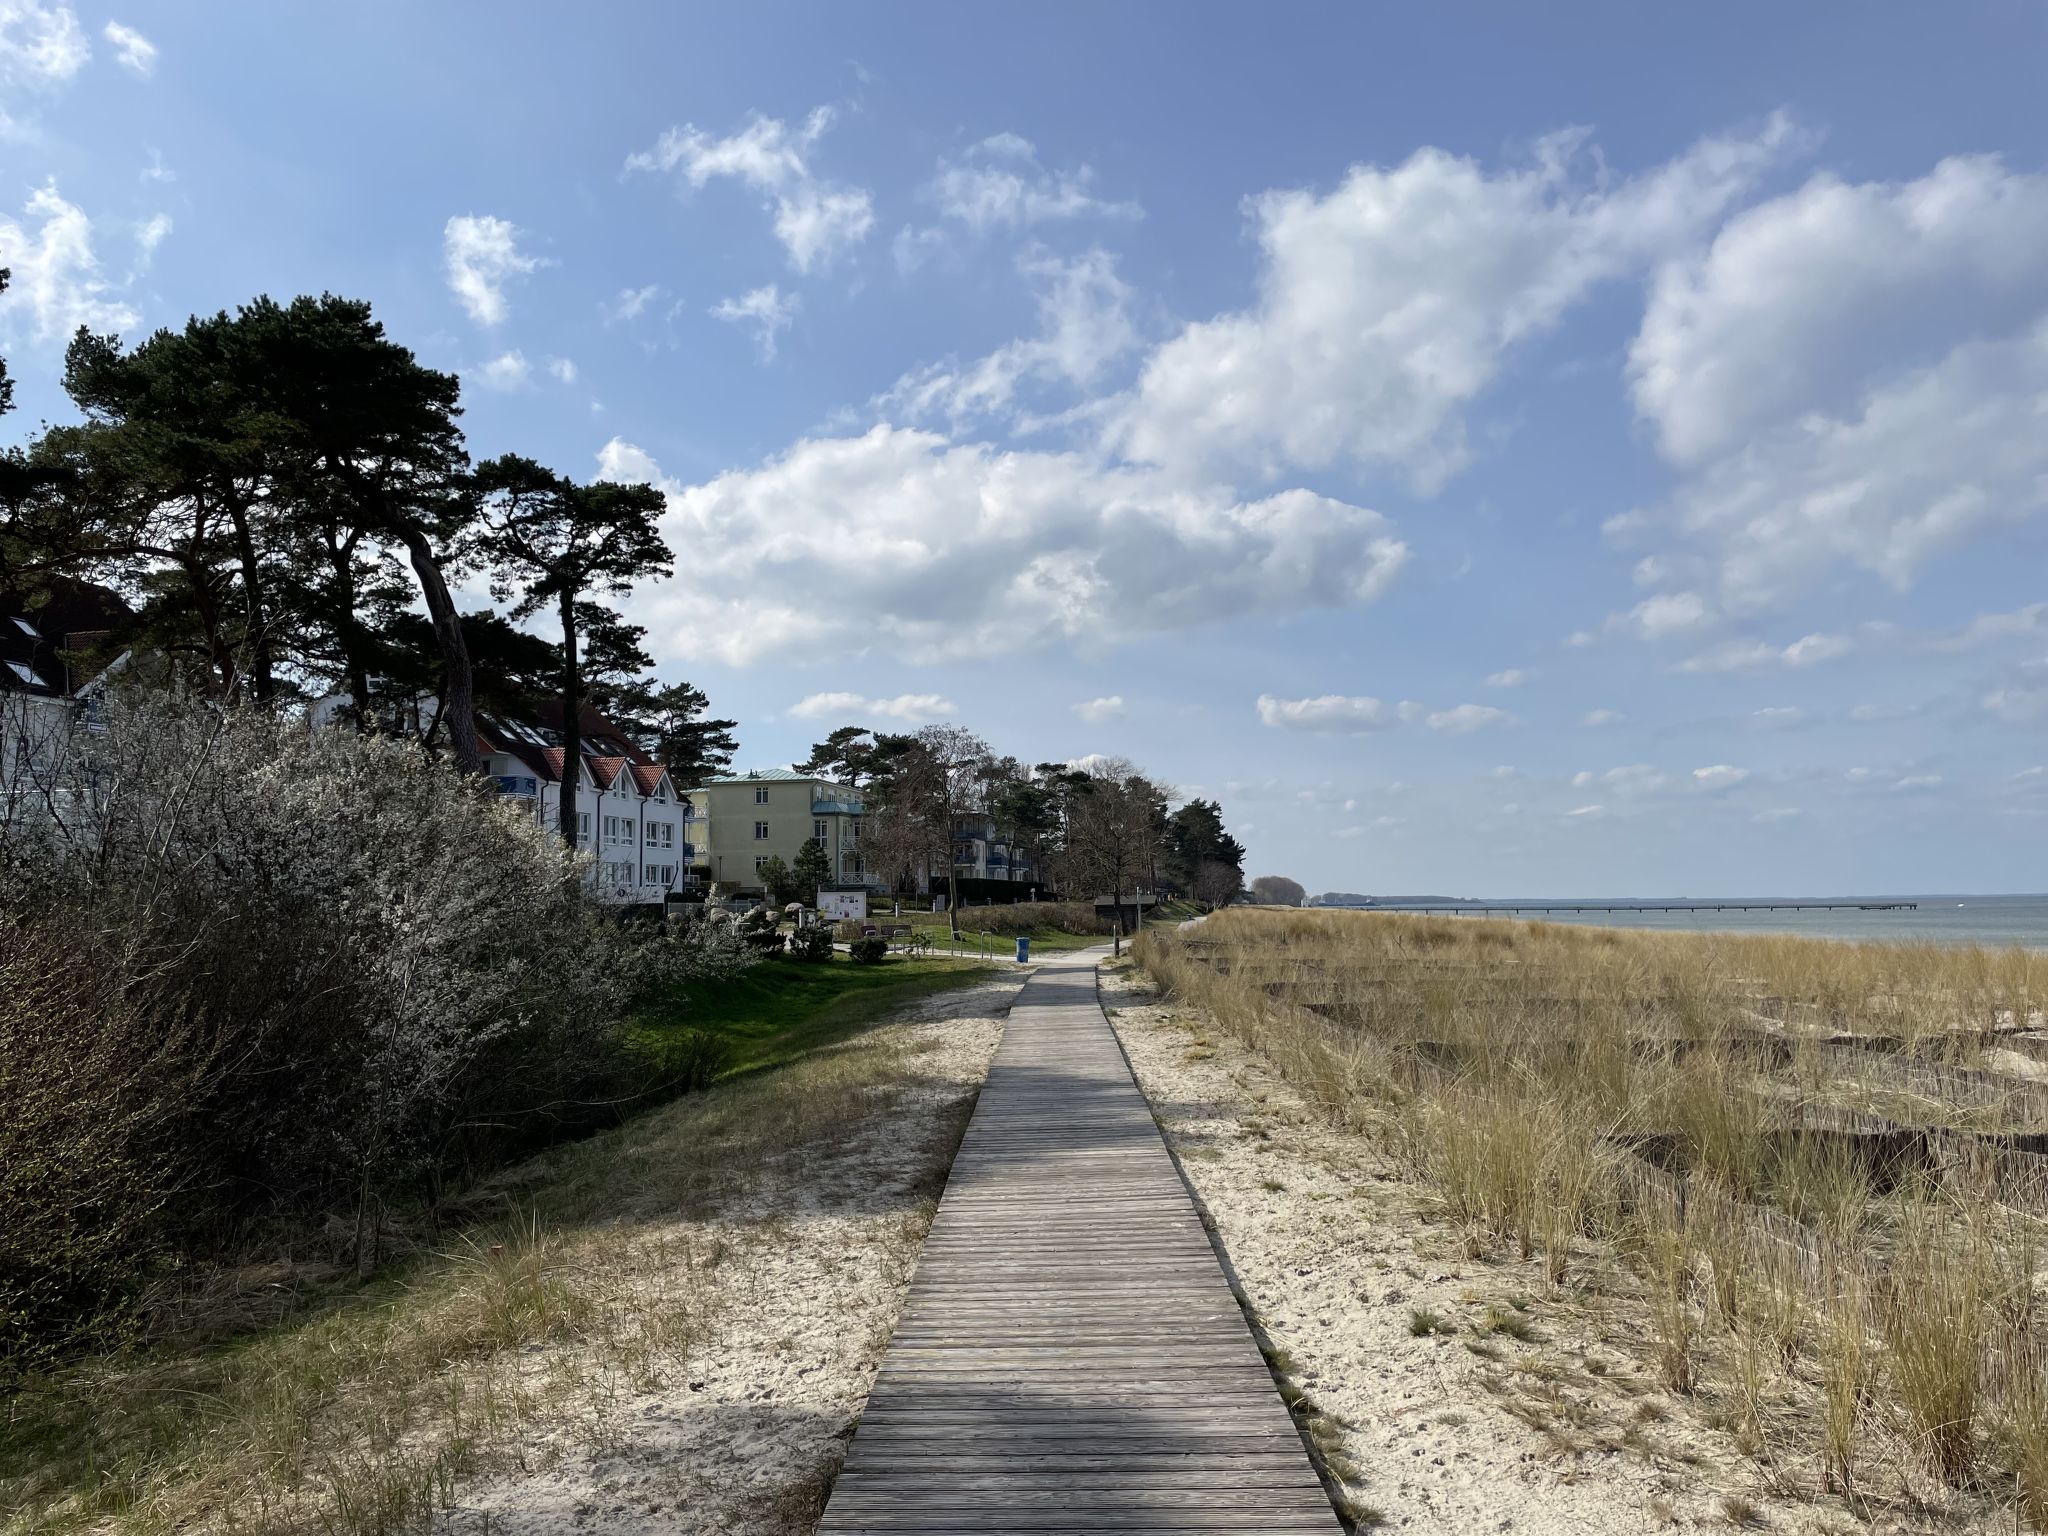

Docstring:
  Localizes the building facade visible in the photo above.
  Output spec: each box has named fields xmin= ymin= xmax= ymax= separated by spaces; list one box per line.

xmin=689 ymin=767 xmax=879 ymax=893
xmin=476 ymin=703 xmax=695 ymax=901
xmin=1 ymin=580 xmax=131 ymax=812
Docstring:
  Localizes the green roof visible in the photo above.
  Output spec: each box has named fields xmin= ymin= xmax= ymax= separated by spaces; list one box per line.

xmin=695 ymin=766 xmax=834 ymax=785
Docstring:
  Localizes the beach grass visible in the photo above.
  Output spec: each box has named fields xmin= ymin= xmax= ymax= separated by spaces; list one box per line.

xmin=1136 ymin=909 xmax=2048 ymax=1523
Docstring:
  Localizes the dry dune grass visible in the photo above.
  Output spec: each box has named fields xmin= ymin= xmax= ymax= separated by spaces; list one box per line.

xmin=1138 ymin=910 xmax=2048 ymax=1526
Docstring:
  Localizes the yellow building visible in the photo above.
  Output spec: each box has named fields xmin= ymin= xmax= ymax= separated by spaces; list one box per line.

xmin=687 ymin=768 xmax=877 ymax=893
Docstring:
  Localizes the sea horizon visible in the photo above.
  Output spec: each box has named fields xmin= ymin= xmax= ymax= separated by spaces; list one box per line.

xmin=1307 ymin=891 xmax=2048 ymax=948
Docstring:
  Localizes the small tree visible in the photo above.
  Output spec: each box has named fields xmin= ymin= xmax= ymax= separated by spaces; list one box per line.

xmin=792 ymin=835 xmax=831 ymax=905
xmin=1250 ymin=875 xmax=1306 ymax=907
xmin=1063 ymin=758 xmax=1164 ymax=957
xmin=758 ymin=853 xmax=795 ymax=905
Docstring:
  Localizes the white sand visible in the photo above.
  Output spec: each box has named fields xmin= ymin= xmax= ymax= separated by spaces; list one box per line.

xmin=1096 ymin=960 xmax=1952 ymax=1536
xmin=435 ymin=973 xmax=1020 ymax=1536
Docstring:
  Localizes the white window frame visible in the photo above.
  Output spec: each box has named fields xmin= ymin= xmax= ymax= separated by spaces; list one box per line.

xmin=755 ymin=785 xmax=769 ymax=804
xmin=754 ymin=820 xmax=769 ymax=839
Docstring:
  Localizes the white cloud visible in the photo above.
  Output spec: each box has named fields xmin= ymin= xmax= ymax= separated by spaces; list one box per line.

xmin=1894 ymin=774 xmax=1945 ymax=792
xmin=1426 ymin=703 xmax=1514 ymax=734
xmin=100 ymin=18 xmax=152 ymax=76
xmin=626 ymin=106 xmax=873 ymax=273
xmin=711 ymin=284 xmax=799 ymax=362
xmin=443 ymin=214 xmax=543 ymax=327
xmin=1750 ymin=706 xmax=1809 ymax=728
xmin=473 ymin=350 xmax=531 ymax=391
xmin=1566 ymin=804 xmax=1606 ymax=819
xmin=1074 ymin=696 xmax=1126 ymax=723
xmin=602 ymin=428 xmax=1408 ymax=665
xmin=545 ymin=356 xmax=577 ymax=384
xmin=875 ymin=247 xmax=1137 ymax=429
xmin=606 ymin=284 xmax=661 ymax=324
xmin=1256 ymin=694 xmax=1394 ymax=733
xmin=1632 ymin=156 xmax=2048 ymax=466
xmin=1587 ymin=590 xmax=1715 ymax=646
xmin=788 ymin=691 xmax=956 ymax=723
xmin=1622 ymin=157 xmax=2048 ymax=612
xmin=1579 ymin=708 xmax=1623 ymax=727
xmin=1110 ymin=115 xmax=1798 ymax=488
xmin=0 ymin=2 xmax=87 ymax=91
xmin=1573 ymin=764 xmax=1670 ymax=797
xmin=0 ymin=182 xmax=138 ymax=343
xmin=1484 ymin=668 xmax=1531 ymax=688
xmin=1677 ymin=630 xmax=1854 ymax=673
xmin=132 ymin=211 xmax=170 ymax=264
xmin=918 ymin=132 xmax=1142 ymax=235
xmin=1692 ymin=764 xmax=1750 ymax=790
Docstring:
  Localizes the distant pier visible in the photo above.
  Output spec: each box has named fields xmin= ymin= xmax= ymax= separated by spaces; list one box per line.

xmin=1324 ymin=901 xmax=1919 ymax=915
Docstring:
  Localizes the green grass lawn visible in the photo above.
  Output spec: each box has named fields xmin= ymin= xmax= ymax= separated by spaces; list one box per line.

xmin=631 ymin=952 xmax=1004 ymax=1077
xmin=903 ymin=921 xmax=1106 ymax=955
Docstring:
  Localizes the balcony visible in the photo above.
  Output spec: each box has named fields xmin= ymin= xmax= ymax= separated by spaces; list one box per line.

xmin=494 ymin=774 xmax=539 ymax=799
xmin=812 ymin=798 xmax=863 ymax=815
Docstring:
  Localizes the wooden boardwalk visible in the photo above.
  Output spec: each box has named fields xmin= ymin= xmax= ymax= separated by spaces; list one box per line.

xmin=818 ymin=950 xmax=1341 ymax=1534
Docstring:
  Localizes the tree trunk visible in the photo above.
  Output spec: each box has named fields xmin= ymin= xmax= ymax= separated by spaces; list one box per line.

xmin=327 ymin=531 xmax=373 ymax=726
xmin=556 ymin=592 xmax=581 ymax=848
xmin=226 ymin=500 xmax=276 ymax=703
xmin=394 ymin=523 xmax=481 ymax=773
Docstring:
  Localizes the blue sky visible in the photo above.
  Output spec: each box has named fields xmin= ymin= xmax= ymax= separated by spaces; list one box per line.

xmin=3 ymin=2 xmax=2046 ymax=895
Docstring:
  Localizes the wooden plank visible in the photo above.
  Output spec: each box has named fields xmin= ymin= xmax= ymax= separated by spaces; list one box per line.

xmin=815 ymin=949 xmax=1341 ymax=1534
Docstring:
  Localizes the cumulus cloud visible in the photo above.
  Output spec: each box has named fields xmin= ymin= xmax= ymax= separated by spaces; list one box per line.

xmin=1692 ymin=764 xmax=1750 ymax=790
xmin=1580 ymin=708 xmax=1624 ymax=727
xmin=444 ymin=214 xmax=543 ymax=326
xmin=1074 ymin=695 xmax=1126 ymax=723
xmin=1620 ymin=157 xmax=2048 ymax=613
xmin=545 ymin=356 xmax=577 ymax=384
xmin=600 ymin=428 xmax=1409 ymax=665
xmin=101 ymin=18 xmax=152 ymax=75
xmin=0 ymin=182 xmax=139 ymax=343
xmin=1677 ymin=630 xmax=1855 ymax=673
xmin=788 ymin=691 xmax=956 ymax=723
xmin=1982 ymin=658 xmax=2048 ymax=725
xmin=1572 ymin=764 xmax=1670 ymax=797
xmin=1426 ymin=703 xmax=1514 ymax=734
xmin=626 ymin=106 xmax=873 ymax=273
xmin=711 ymin=284 xmax=799 ymax=361
xmin=1256 ymin=694 xmax=1395 ymax=733
xmin=874 ymin=247 xmax=1137 ymax=428
xmin=1484 ymin=668 xmax=1531 ymax=688
xmin=472 ymin=350 xmax=531 ymax=391
xmin=0 ymin=2 xmax=87 ymax=92
xmin=1109 ymin=115 xmax=1798 ymax=488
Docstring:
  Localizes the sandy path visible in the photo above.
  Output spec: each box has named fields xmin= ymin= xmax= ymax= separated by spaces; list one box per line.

xmin=1097 ymin=959 xmax=1911 ymax=1536
xmin=436 ymin=973 xmax=1021 ymax=1536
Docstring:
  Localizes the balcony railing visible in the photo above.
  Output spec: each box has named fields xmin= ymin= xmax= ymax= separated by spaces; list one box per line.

xmin=494 ymin=774 xmax=538 ymax=798
xmin=812 ymin=798 xmax=863 ymax=815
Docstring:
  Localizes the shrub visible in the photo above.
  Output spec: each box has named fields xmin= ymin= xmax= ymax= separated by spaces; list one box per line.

xmin=786 ymin=924 xmax=834 ymax=963
xmin=849 ymin=936 xmax=889 ymax=964
xmin=0 ymin=692 xmax=692 ymax=1363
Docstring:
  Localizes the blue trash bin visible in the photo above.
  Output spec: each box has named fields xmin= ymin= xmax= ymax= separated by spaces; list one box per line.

xmin=1015 ymin=935 xmax=1031 ymax=963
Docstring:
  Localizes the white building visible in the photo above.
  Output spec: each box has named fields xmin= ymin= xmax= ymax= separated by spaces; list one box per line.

xmin=1 ymin=580 xmax=131 ymax=816
xmin=475 ymin=703 xmax=698 ymax=901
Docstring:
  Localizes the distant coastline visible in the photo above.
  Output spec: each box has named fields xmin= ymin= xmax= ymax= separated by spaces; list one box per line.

xmin=1303 ymin=892 xmax=2048 ymax=948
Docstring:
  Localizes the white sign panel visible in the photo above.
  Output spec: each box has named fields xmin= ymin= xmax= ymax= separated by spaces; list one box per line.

xmin=818 ymin=890 xmax=868 ymax=921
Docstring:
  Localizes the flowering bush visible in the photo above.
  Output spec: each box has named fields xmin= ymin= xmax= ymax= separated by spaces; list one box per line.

xmin=0 ymin=692 xmax=739 ymax=1364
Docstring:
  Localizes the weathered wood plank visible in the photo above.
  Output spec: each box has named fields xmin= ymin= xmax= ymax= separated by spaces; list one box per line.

xmin=815 ymin=950 xmax=1341 ymax=1534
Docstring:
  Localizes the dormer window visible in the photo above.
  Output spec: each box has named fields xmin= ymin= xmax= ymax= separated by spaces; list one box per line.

xmin=11 ymin=617 xmax=38 ymax=637
xmin=7 ymin=660 xmax=44 ymax=686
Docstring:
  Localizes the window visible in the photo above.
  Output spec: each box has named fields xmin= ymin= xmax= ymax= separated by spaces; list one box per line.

xmin=849 ymin=817 xmax=862 ymax=841
xmin=643 ymin=864 xmax=658 ymax=885
xmin=602 ymin=814 xmax=620 ymax=843
xmin=621 ymin=817 xmax=635 ymax=843
xmin=11 ymin=616 xmax=38 ymax=637
xmin=577 ymin=811 xmax=590 ymax=842
xmin=754 ymin=820 xmax=769 ymax=839
xmin=754 ymin=785 xmax=769 ymax=804
xmin=649 ymin=822 xmax=673 ymax=849
xmin=754 ymin=855 xmax=767 ymax=872
xmin=6 ymin=660 xmax=43 ymax=687
xmin=814 ymin=819 xmax=827 ymax=841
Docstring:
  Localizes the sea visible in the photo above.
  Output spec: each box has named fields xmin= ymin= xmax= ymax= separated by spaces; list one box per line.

xmin=1318 ymin=894 xmax=2048 ymax=949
